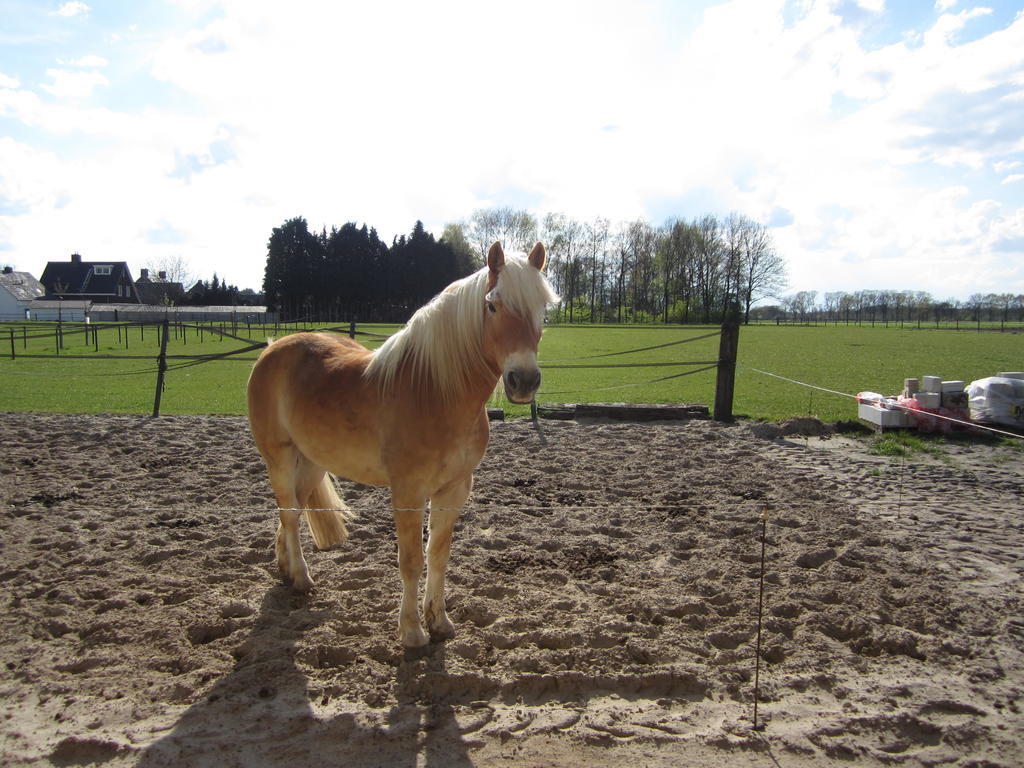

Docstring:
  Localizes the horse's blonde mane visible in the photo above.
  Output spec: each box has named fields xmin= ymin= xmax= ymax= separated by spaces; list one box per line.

xmin=366 ymin=254 xmax=558 ymax=400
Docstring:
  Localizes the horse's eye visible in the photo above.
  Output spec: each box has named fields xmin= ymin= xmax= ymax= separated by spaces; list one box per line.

xmin=487 ymin=301 xmax=497 ymax=314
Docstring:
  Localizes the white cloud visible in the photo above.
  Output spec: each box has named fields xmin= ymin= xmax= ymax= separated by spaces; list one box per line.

xmin=923 ymin=6 xmax=996 ymax=55
xmin=60 ymin=55 xmax=109 ymax=68
xmin=934 ymin=0 xmax=957 ymax=11
xmin=146 ymin=1 xmax=682 ymax=234
xmin=0 ymin=73 xmax=20 ymax=89
xmin=52 ymin=1 xmax=89 ymax=18
xmin=40 ymin=69 xmax=109 ymax=101
xmin=1003 ymin=174 xmax=1024 ymax=185
xmin=0 ymin=137 xmax=69 ymax=213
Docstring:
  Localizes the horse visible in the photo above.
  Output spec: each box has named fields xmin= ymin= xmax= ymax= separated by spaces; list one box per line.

xmin=247 ymin=241 xmax=558 ymax=647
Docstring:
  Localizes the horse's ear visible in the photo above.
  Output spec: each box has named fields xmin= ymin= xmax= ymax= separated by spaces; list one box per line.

xmin=528 ymin=242 xmax=546 ymax=271
xmin=486 ymin=242 xmax=504 ymax=291
xmin=487 ymin=242 xmax=505 ymax=274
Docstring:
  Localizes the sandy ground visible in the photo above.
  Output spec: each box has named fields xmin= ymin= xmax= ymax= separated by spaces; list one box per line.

xmin=0 ymin=411 xmax=1022 ymax=767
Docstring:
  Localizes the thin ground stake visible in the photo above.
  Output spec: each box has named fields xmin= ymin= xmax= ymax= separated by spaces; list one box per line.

xmin=753 ymin=507 xmax=769 ymax=730
xmin=152 ymin=319 xmax=169 ymax=417
xmin=529 ymin=398 xmax=548 ymax=446
xmin=897 ymin=451 xmax=906 ymax=519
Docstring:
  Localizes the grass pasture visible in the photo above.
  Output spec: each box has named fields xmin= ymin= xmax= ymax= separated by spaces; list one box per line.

xmin=0 ymin=320 xmax=1021 ymax=423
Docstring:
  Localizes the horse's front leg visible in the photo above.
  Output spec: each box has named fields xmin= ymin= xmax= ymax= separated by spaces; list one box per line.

xmin=392 ymin=489 xmax=428 ymax=648
xmin=423 ymin=476 xmax=471 ymax=641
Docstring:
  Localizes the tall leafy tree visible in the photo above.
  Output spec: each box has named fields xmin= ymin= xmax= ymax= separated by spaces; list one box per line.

xmin=658 ymin=220 xmax=698 ymax=323
xmin=542 ymin=213 xmax=587 ymax=322
xmin=584 ymin=217 xmax=610 ymax=322
xmin=263 ymin=217 xmax=322 ymax=317
xmin=440 ymin=222 xmax=481 ymax=274
xmin=693 ymin=215 xmax=723 ymax=323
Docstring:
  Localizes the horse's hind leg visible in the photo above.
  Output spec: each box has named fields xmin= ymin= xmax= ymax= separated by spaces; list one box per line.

xmin=276 ymin=508 xmax=312 ymax=592
xmin=423 ymin=476 xmax=471 ymax=641
xmin=266 ymin=449 xmax=319 ymax=592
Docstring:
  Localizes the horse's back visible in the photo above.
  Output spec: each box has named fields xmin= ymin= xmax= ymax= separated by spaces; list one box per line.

xmin=249 ymin=332 xmax=371 ymax=404
xmin=255 ymin=331 xmax=370 ymax=368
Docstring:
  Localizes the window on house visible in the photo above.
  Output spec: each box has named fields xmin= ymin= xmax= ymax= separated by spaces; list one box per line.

xmin=94 ymin=265 xmax=112 ymax=276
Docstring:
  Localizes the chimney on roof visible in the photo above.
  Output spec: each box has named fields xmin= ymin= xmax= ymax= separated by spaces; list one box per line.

xmin=71 ymin=253 xmax=82 ymax=263
xmin=158 ymin=270 xmax=167 ymax=280
xmin=140 ymin=268 xmax=149 ymax=279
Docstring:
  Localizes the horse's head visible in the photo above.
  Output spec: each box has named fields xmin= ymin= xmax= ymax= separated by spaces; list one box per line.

xmin=483 ymin=241 xmax=558 ymax=404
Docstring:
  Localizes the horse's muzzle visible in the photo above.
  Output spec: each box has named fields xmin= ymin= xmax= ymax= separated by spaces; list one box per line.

xmin=503 ymin=366 xmax=541 ymax=404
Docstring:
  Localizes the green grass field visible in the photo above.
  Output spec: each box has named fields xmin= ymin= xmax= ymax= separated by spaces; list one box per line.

xmin=1 ymin=320 xmax=1021 ymax=423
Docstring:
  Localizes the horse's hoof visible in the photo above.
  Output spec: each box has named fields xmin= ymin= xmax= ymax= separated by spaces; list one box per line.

xmin=401 ymin=625 xmax=429 ymax=649
xmin=427 ymin=616 xmax=456 ymax=642
xmin=291 ymin=573 xmax=314 ymax=593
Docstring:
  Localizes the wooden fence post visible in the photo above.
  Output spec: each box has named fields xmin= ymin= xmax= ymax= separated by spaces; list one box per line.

xmin=714 ymin=315 xmax=740 ymax=422
xmin=349 ymin=320 xmax=356 ymax=339
xmin=152 ymin=319 xmax=170 ymax=417
xmin=9 ymin=329 xmax=14 ymax=360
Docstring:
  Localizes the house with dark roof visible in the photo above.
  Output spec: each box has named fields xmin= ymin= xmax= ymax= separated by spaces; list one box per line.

xmin=0 ymin=266 xmax=46 ymax=319
xmin=135 ymin=268 xmax=185 ymax=305
xmin=40 ymin=253 xmax=140 ymax=303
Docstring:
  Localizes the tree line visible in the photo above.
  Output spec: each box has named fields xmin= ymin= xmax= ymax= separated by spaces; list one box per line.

xmin=452 ymin=208 xmax=786 ymax=324
xmin=262 ymin=218 xmax=476 ymax=321
xmin=262 ymin=207 xmax=787 ymax=324
xmin=759 ymin=289 xmax=1024 ymax=326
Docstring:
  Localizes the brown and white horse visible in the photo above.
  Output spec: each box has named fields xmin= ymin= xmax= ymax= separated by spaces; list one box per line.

xmin=247 ymin=242 xmax=558 ymax=647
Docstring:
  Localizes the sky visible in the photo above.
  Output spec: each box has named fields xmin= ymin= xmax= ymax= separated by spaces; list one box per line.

xmin=1 ymin=0 xmax=1022 ymax=302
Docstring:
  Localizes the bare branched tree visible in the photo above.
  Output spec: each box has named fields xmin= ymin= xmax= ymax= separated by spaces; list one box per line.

xmin=144 ymin=254 xmax=196 ymax=289
xmin=466 ymin=207 xmax=538 ymax=261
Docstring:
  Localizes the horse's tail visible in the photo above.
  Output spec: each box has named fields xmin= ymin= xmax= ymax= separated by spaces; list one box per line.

xmin=305 ymin=475 xmax=350 ymax=550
